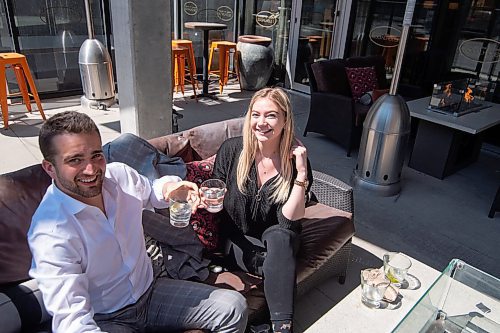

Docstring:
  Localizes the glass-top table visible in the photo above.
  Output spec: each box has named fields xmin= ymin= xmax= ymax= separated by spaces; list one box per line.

xmin=393 ymin=259 xmax=500 ymax=332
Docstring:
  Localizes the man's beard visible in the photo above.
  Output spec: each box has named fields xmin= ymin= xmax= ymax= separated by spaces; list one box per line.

xmin=56 ymin=170 xmax=104 ymax=199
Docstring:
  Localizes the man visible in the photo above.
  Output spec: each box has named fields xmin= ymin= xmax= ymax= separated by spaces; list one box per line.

xmin=28 ymin=111 xmax=247 ymax=333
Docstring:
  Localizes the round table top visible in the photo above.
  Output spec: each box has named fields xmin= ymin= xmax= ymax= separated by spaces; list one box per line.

xmin=184 ymin=22 xmax=227 ymax=31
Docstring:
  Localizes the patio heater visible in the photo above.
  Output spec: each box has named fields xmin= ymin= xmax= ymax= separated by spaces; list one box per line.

xmin=79 ymin=0 xmax=116 ymax=110
xmin=352 ymin=0 xmax=415 ymax=196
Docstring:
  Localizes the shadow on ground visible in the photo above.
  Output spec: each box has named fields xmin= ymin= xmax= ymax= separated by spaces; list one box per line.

xmin=295 ymin=244 xmax=383 ymax=332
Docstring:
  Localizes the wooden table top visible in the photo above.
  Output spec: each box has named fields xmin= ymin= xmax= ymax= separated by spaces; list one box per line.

xmin=184 ymin=22 xmax=227 ymax=31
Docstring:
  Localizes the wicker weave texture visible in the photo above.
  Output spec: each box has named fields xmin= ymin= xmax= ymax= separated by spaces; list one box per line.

xmin=311 ymin=170 xmax=354 ymax=213
xmin=294 ymin=171 xmax=355 ymax=296
xmin=297 ymin=240 xmax=352 ymax=297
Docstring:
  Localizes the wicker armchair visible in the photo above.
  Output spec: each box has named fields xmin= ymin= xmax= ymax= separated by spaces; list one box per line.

xmin=304 ymin=56 xmax=389 ymax=156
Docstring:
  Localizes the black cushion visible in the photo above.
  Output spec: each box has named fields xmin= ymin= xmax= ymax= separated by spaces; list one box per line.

xmin=310 ymin=59 xmax=351 ymax=96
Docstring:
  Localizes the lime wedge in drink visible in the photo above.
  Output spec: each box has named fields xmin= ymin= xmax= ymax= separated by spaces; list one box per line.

xmin=386 ymin=268 xmax=400 ymax=283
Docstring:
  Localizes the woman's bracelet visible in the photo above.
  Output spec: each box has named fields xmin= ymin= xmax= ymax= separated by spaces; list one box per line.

xmin=294 ymin=179 xmax=309 ymax=188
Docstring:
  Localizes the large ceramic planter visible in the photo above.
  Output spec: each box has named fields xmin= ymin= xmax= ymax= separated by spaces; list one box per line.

xmin=237 ymin=35 xmax=274 ymax=90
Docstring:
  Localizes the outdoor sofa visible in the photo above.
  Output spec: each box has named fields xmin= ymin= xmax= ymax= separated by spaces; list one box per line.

xmin=0 ymin=117 xmax=355 ymax=332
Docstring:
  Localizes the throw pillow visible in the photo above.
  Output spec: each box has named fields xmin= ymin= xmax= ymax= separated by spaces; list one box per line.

xmin=185 ymin=155 xmax=219 ymax=250
xmin=185 ymin=155 xmax=216 ymax=186
xmin=345 ymin=66 xmax=378 ymax=102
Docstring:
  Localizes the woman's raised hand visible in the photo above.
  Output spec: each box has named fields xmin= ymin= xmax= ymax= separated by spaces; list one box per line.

xmin=290 ymin=138 xmax=308 ymax=176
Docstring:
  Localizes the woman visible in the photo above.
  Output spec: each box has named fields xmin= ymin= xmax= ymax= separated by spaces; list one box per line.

xmin=211 ymin=87 xmax=313 ymax=333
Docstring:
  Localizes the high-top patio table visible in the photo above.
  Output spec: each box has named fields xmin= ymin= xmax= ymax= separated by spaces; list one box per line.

xmin=184 ymin=22 xmax=227 ymax=99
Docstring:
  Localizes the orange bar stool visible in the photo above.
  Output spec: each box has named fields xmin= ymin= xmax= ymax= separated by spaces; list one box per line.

xmin=172 ymin=39 xmax=198 ymax=89
xmin=208 ymin=41 xmax=241 ymax=94
xmin=172 ymin=46 xmax=197 ymax=100
xmin=0 ymin=53 xmax=45 ymax=129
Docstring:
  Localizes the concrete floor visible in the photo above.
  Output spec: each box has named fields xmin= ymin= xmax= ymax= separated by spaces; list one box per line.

xmin=1 ymin=82 xmax=499 ymax=332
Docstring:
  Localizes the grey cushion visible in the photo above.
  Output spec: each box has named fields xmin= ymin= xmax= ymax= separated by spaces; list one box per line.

xmin=0 ymin=279 xmax=51 ymax=332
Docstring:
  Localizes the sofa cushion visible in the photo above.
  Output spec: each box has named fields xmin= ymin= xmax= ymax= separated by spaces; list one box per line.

xmin=296 ymin=202 xmax=354 ymax=284
xmin=310 ymin=59 xmax=351 ymax=95
xmin=148 ymin=119 xmax=244 ymax=163
xmin=148 ymin=134 xmax=195 ymax=162
xmin=0 ymin=165 xmax=51 ymax=285
xmin=185 ymin=155 xmax=219 ymax=250
xmin=181 ymin=118 xmax=245 ymax=160
xmin=345 ymin=66 xmax=378 ymax=102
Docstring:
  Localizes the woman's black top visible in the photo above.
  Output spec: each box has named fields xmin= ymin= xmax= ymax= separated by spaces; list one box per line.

xmin=212 ymin=137 xmax=313 ymax=241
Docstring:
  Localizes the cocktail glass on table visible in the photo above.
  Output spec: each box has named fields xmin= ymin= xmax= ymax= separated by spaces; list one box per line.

xmin=360 ymin=268 xmax=391 ymax=309
xmin=383 ymin=252 xmax=412 ymax=287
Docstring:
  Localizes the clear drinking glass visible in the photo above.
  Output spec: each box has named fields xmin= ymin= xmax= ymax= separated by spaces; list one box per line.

xmin=169 ymin=198 xmax=192 ymax=227
xmin=360 ymin=268 xmax=390 ymax=308
xmin=200 ymin=179 xmax=226 ymax=213
xmin=383 ymin=252 xmax=412 ymax=287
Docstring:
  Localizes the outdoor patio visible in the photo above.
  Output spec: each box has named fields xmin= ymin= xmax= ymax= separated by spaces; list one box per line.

xmin=1 ymin=82 xmax=499 ymax=332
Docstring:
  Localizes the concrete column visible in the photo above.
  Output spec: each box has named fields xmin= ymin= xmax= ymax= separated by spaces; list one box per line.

xmin=110 ymin=0 xmax=172 ymax=138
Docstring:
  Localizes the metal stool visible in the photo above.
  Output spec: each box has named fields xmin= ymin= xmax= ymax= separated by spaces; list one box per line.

xmin=0 ymin=53 xmax=45 ymax=129
xmin=172 ymin=39 xmax=199 ymax=89
xmin=172 ymin=46 xmax=197 ymax=100
xmin=208 ymin=41 xmax=241 ymax=94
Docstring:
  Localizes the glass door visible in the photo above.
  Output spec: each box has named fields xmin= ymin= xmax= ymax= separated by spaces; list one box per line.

xmin=179 ymin=0 xmax=236 ymax=73
xmin=287 ymin=0 xmax=349 ymax=92
xmin=8 ymin=0 xmax=106 ymax=94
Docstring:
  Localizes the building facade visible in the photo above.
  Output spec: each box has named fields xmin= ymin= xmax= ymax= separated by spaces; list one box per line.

xmin=1 ymin=0 xmax=498 ymax=99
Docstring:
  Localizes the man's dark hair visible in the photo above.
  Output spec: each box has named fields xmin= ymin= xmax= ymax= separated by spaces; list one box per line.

xmin=39 ymin=111 xmax=100 ymax=163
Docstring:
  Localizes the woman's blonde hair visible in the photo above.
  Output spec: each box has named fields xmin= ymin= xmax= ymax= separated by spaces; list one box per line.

xmin=236 ymin=87 xmax=295 ymax=203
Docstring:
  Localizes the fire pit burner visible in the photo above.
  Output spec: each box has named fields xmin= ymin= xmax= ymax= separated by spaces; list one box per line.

xmin=428 ymin=78 xmax=492 ymax=117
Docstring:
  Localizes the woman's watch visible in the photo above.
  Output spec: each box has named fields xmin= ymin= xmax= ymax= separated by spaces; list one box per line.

xmin=294 ymin=179 xmax=309 ymax=189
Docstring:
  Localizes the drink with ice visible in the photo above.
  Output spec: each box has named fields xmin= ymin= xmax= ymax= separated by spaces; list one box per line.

xmin=201 ymin=187 xmax=225 ymax=213
xmin=169 ymin=200 xmax=192 ymax=227
xmin=362 ymin=283 xmax=386 ymax=305
xmin=360 ymin=268 xmax=390 ymax=308
xmin=201 ymin=179 xmax=226 ymax=213
xmin=383 ymin=252 xmax=412 ymax=286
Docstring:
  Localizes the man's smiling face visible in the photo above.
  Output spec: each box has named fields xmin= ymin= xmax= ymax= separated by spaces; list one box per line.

xmin=42 ymin=132 xmax=106 ymax=204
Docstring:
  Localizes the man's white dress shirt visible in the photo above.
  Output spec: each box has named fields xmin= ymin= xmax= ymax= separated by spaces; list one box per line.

xmin=28 ymin=162 xmax=180 ymax=333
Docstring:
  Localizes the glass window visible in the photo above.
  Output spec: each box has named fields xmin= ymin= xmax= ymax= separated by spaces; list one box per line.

xmin=292 ymin=0 xmax=337 ymax=85
xmin=11 ymin=0 xmax=105 ymax=94
xmin=180 ymin=0 xmax=236 ymax=71
xmin=347 ymin=1 xmax=499 ymax=98
xmin=0 ymin=2 xmax=13 ymax=53
xmin=451 ymin=1 xmax=500 ymax=83
xmin=242 ymin=0 xmax=292 ymax=84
